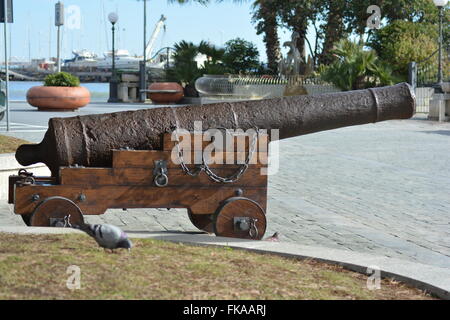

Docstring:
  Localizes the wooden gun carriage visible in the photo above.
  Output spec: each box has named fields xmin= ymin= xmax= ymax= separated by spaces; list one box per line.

xmin=9 ymin=131 xmax=270 ymax=240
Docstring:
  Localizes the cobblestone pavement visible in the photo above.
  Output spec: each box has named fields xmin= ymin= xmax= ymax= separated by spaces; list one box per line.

xmin=2 ymin=117 xmax=450 ymax=269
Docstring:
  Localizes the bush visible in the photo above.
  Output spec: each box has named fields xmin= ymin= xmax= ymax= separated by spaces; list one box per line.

xmin=167 ymin=41 xmax=223 ymax=87
xmin=320 ymin=39 xmax=397 ymax=91
xmin=44 ymin=72 xmax=80 ymax=87
xmin=368 ymin=21 xmax=438 ymax=79
xmin=167 ymin=38 xmax=262 ymax=96
xmin=222 ymin=38 xmax=260 ymax=74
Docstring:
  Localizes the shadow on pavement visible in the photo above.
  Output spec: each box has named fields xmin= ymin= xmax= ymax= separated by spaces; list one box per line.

xmin=421 ymin=130 xmax=450 ymax=136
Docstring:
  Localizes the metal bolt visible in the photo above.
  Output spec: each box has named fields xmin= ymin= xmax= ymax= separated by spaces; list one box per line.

xmin=31 ymin=194 xmax=40 ymax=202
xmin=78 ymin=194 xmax=86 ymax=202
xmin=235 ymin=189 xmax=243 ymax=196
xmin=234 ymin=217 xmax=250 ymax=231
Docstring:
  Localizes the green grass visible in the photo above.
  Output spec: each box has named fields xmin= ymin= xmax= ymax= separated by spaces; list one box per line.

xmin=0 ymin=233 xmax=434 ymax=300
xmin=0 ymin=135 xmax=29 ymax=154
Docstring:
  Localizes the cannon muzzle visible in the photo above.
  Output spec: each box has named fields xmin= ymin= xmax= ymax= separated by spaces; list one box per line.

xmin=16 ymin=83 xmax=415 ymax=176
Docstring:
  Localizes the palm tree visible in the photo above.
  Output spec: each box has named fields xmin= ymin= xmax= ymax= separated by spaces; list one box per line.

xmin=171 ymin=40 xmax=202 ymax=85
xmin=318 ymin=0 xmax=346 ymax=66
xmin=252 ymin=0 xmax=281 ymax=74
xmin=320 ymin=39 xmax=396 ymax=91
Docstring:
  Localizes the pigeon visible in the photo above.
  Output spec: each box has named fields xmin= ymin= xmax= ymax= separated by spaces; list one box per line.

xmin=264 ymin=232 xmax=280 ymax=242
xmin=78 ymin=223 xmax=133 ymax=252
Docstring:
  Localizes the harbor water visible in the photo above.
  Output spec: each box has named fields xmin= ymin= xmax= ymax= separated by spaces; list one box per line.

xmin=8 ymin=81 xmax=109 ymax=102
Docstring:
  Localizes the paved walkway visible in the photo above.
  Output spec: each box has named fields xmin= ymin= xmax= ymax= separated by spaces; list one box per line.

xmin=2 ymin=106 xmax=450 ymax=269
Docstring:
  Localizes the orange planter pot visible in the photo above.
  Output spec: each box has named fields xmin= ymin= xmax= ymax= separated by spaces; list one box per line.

xmin=148 ymin=82 xmax=184 ymax=104
xmin=26 ymin=86 xmax=91 ymax=111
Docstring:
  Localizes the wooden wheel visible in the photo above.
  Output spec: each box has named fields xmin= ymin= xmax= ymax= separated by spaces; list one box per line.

xmin=188 ymin=210 xmax=214 ymax=233
xmin=213 ymin=197 xmax=266 ymax=240
xmin=30 ymin=196 xmax=85 ymax=227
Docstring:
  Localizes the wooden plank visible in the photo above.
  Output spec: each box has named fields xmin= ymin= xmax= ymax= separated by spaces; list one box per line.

xmin=14 ymin=184 xmax=267 ymax=216
xmin=59 ymin=167 xmax=268 ymax=187
xmin=112 ymin=150 xmax=268 ymax=169
xmin=8 ymin=176 xmax=56 ymax=204
xmin=162 ymin=132 xmax=269 ymax=152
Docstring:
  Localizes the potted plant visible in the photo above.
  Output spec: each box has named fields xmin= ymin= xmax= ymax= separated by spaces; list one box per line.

xmin=27 ymin=72 xmax=91 ymax=111
xmin=147 ymin=82 xmax=184 ymax=104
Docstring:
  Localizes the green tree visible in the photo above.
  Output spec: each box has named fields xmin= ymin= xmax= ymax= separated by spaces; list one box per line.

xmin=222 ymin=38 xmax=261 ymax=74
xmin=171 ymin=0 xmax=449 ymax=74
xmin=344 ymin=0 xmax=449 ymax=38
xmin=369 ymin=20 xmax=438 ymax=78
xmin=320 ymin=39 xmax=397 ymax=91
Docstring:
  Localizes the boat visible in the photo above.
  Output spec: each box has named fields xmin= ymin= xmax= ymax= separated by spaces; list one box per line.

xmin=95 ymin=49 xmax=142 ymax=71
xmin=64 ymin=15 xmax=169 ymax=72
xmin=63 ymin=50 xmax=98 ymax=69
xmin=96 ymin=15 xmax=168 ymax=71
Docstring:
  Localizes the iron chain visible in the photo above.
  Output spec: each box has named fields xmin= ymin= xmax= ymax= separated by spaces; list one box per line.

xmin=173 ymin=127 xmax=259 ymax=184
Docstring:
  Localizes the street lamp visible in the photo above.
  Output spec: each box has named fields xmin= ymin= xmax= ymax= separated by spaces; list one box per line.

xmin=433 ymin=0 xmax=448 ymax=90
xmin=108 ymin=12 xmax=119 ymax=103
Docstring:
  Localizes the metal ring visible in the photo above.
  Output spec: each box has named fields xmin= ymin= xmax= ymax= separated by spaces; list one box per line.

xmin=154 ymin=173 xmax=169 ymax=187
xmin=22 ymin=176 xmax=36 ymax=185
xmin=249 ymin=218 xmax=259 ymax=239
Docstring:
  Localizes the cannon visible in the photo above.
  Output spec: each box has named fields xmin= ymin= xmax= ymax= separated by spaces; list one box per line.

xmin=8 ymin=83 xmax=415 ymax=239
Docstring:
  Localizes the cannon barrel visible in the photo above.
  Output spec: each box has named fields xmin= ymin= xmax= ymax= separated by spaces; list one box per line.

xmin=16 ymin=83 xmax=415 ymax=176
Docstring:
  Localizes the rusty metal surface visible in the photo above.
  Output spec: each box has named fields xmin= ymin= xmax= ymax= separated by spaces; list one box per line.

xmin=16 ymin=83 xmax=415 ymax=176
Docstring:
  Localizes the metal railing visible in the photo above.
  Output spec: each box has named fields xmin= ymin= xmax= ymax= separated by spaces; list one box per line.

xmin=195 ymin=75 xmax=340 ymax=101
xmin=417 ymin=46 xmax=450 ymax=87
xmin=408 ymin=45 xmax=449 ymax=113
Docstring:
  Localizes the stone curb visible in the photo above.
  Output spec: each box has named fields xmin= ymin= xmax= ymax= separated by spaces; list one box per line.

xmin=0 ymin=226 xmax=448 ymax=300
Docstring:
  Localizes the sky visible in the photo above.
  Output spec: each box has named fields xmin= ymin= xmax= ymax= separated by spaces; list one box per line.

xmin=2 ymin=0 xmax=298 ymax=63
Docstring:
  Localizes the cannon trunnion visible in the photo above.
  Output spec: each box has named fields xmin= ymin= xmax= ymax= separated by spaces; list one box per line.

xmin=9 ymin=132 xmax=270 ymax=240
